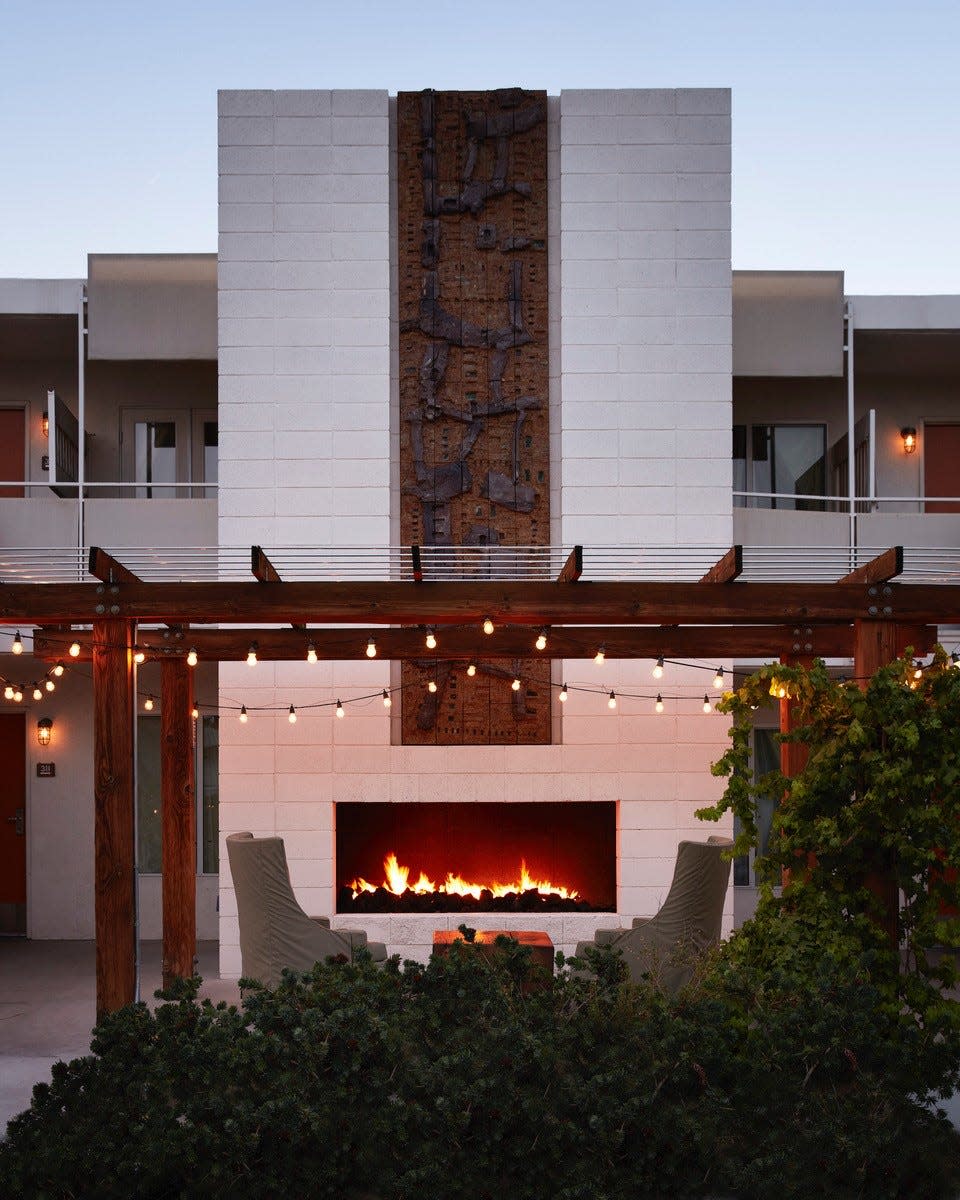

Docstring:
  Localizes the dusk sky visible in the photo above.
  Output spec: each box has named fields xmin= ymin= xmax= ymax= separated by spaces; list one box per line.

xmin=2 ymin=0 xmax=958 ymax=292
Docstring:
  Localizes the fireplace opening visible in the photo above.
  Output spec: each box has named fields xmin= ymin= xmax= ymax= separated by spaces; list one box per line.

xmin=336 ymin=802 xmax=616 ymax=913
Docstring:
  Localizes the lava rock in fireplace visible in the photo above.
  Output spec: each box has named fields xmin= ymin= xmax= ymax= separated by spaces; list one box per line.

xmin=338 ymin=886 xmax=604 ymax=914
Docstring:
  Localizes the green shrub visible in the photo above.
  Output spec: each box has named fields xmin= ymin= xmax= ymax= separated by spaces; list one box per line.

xmin=2 ymin=932 xmax=959 ymax=1200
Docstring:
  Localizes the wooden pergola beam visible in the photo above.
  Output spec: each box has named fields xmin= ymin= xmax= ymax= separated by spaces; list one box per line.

xmin=37 ymin=623 xmax=927 ymax=663
xmin=838 ymin=546 xmax=904 ymax=586
xmin=251 ymin=545 xmax=282 ymax=584
xmin=6 ymin=580 xmax=960 ymax=626
xmin=699 ymin=545 xmax=743 ymax=584
xmin=557 ymin=545 xmax=583 ymax=583
xmin=88 ymin=546 xmax=140 ymax=585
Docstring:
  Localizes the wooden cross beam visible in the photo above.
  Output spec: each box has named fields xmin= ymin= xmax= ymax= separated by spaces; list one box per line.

xmin=88 ymin=546 xmax=140 ymax=586
xmin=251 ymin=545 xmax=281 ymax=584
xmin=699 ymin=545 xmax=743 ymax=584
xmin=838 ymin=546 xmax=904 ymax=586
xmin=557 ymin=545 xmax=583 ymax=583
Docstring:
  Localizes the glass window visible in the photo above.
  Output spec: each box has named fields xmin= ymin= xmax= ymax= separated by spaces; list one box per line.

xmin=734 ymin=423 xmax=826 ymax=510
xmin=733 ymin=727 xmax=780 ymax=886
xmin=134 ymin=421 xmax=177 ymax=498
xmin=200 ymin=716 xmax=219 ymax=873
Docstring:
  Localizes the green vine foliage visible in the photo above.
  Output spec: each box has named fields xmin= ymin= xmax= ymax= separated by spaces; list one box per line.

xmin=698 ymin=648 xmax=960 ymax=999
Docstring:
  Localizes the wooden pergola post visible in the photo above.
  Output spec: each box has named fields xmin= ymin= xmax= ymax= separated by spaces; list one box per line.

xmin=161 ymin=659 xmax=196 ymax=989
xmin=92 ymin=618 xmax=136 ymax=1020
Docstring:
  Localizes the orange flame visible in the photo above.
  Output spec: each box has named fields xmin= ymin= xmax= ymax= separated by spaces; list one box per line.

xmin=348 ymin=853 xmax=579 ymax=901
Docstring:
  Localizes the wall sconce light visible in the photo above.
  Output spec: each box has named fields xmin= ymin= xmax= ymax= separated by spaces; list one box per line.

xmin=41 ymin=412 xmax=49 ymax=439
xmin=901 ymin=427 xmax=917 ymax=454
xmin=36 ymin=717 xmax=53 ymax=747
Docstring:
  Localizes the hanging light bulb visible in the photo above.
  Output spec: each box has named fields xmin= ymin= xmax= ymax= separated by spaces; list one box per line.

xmin=32 ymin=685 xmax=42 ymax=701
xmin=191 ymin=705 xmax=199 ymax=719
xmin=535 ymin=628 xmax=547 ymax=651
xmin=13 ymin=688 xmax=23 ymax=703
xmin=703 ymin=694 xmax=712 ymax=713
xmin=45 ymin=679 xmax=55 ymax=692
xmin=559 ymin=683 xmax=568 ymax=703
xmin=608 ymin=690 xmax=617 ymax=709
xmin=594 ymin=645 xmax=606 ymax=665
xmin=913 ymin=662 xmax=923 ymax=681
xmin=655 ymin=693 xmax=664 ymax=713
xmin=288 ymin=705 xmax=297 ymax=724
xmin=307 ymin=643 xmax=318 ymax=664
xmin=713 ymin=667 xmax=724 ymax=689
xmin=512 ymin=677 xmax=521 ymax=691
xmin=12 ymin=631 xmax=23 ymax=655
xmin=427 ymin=679 xmax=438 ymax=693
xmin=466 ymin=662 xmax=476 ymax=677
xmin=382 ymin=689 xmax=392 ymax=708
xmin=69 ymin=641 xmax=80 ymax=658
xmin=652 ymin=656 xmax=664 ymax=679
xmin=335 ymin=699 xmax=345 ymax=719
xmin=246 ymin=643 xmax=258 ymax=667
xmin=133 ymin=650 xmax=146 ymax=665
xmin=239 ymin=705 xmax=248 ymax=723
xmin=53 ymin=662 xmax=65 ymax=677
xmin=425 ymin=628 xmax=437 ymax=650
xmin=482 ymin=616 xmax=494 ymax=635
xmin=366 ymin=637 xmax=378 ymax=658
xmin=186 ymin=648 xmax=198 ymax=667
xmin=3 ymin=685 xmax=13 ymax=700
xmin=144 ymin=695 xmax=154 ymax=711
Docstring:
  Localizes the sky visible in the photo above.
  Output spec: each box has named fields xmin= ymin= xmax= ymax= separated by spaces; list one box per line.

xmin=1 ymin=0 xmax=958 ymax=293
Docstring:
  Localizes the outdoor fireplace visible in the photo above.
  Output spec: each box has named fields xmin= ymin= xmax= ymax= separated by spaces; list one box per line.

xmin=336 ymin=802 xmax=616 ymax=914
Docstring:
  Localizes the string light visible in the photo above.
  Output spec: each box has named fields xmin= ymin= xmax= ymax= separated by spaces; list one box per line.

xmin=382 ymin=689 xmax=392 ymax=708
xmin=288 ymin=705 xmax=297 ymax=724
xmin=336 ymin=699 xmax=345 ymax=719
xmin=559 ymin=683 xmax=568 ymax=703
xmin=427 ymin=680 xmax=438 ymax=693
xmin=511 ymin=677 xmax=521 ymax=691
xmin=53 ymin=662 xmax=64 ymax=677
xmin=45 ymin=679 xmax=55 ymax=692
xmin=3 ymin=686 xmax=12 ymax=700
xmin=535 ymin=628 xmax=547 ymax=651
xmin=483 ymin=616 xmax=494 ymax=635
xmin=366 ymin=637 xmax=378 ymax=658
xmin=703 ymin=694 xmax=712 ymax=713
xmin=607 ymin=690 xmax=617 ymax=709
xmin=594 ymin=645 xmax=605 ymax=665
xmin=246 ymin=643 xmax=258 ymax=667
xmin=466 ymin=663 xmax=476 ymax=676
xmin=69 ymin=641 xmax=80 ymax=658
xmin=307 ymin=643 xmax=318 ymax=664
xmin=652 ymin=656 xmax=664 ymax=679
xmin=32 ymin=685 xmax=42 ymax=701
xmin=913 ymin=662 xmax=923 ymax=680
xmin=134 ymin=650 xmax=146 ymax=665
xmin=13 ymin=688 xmax=23 ymax=703
xmin=239 ymin=705 xmax=248 ymax=723
xmin=144 ymin=695 xmax=154 ymax=711
xmin=425 ymin=628 xmax=437 ymax=650
xmin=191 ymin=705 xmax=199 ymax=719
xmin=12 ymin=632 xmax=23 ymax=655
xmin=655 ymin=693 xmax=664 ymax=713
xmin=186 ymin=648 xmax=198 ymax=667
xmin=713 ymin=667 xmax=724 ymax=689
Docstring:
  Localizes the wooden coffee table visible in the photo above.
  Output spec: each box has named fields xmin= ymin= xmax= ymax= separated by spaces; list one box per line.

xmin=432 ymin=929 xmax=554 ymax=977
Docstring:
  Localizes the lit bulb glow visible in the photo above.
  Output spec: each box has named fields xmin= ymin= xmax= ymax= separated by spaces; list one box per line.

xmin=53 ymin=662 xmax=64 ymax=676
xmin=186 ymin=648 xmax=198 ymax=667
xmin=608 ymin=691 xmax=617 ymax=709
xmin=191 ymin=706 xmax=199 ymax=719
xmin=535 ymin=629 xmax=547 ymax=651
xmin=69 ymin=642 xmax=80 ymax=657
xmin=427 ymin=680 xmax=437 ymax=693
xmin=134 ymin=650 xmax=145 ymax=665
xmin=144 ymin=696 xmax=154 ymax=711
xmin=913 ymin=663 xmax=923 ymax=680
xmin=425 ymin=628 xmax=437 ymax=650
xmin=655 ymin=693 xmax=664 ymax=713
xmin=703 ymin=694 xmax=712 ymax=713
xmin=239 ymin=705 xmax=248 ymax=723
xmin=483 ymin=617 xmax=494 ymax=635
xmin=307 ymin=644 xmax=318 ymax=664
xmin=32 ymin=686 xmax=42 ymax=701
xmin=713 ymin=668 xmax=724 ymax=689
xmin=336 ymin=700 xmax=345 ymax=719
xmin=382 ymin=689 xmax=392 ymax=708
xmin=12 ymin=632 xmax=23 ymax=655
xmin=653 ymin=656 xmax=664 ymax=679
xmin=512 ymin=677 xmax=521 ymax=691
xmin=246 ymin=644 xmax=258 ymax=667
xmin=366 ymin=638 xmax=378 ymax=658
xmin=288 ymin=705 xmax=297 ymax=724
xmin=594 ymin=646 xmax=605 ymax=665
xmin=3 ymin=686 xmax=12 ymax=700
xmin=13 ymin=689 xmax=23 ymax=703
xmin=559 ymin=683 xmax=568 ymax=703
xmin=45 ymin=679 xmax=54 ymax=692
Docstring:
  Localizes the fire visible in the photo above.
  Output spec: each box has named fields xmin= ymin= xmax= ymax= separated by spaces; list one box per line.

xmin=349 ymin=853 xmax=579 ymax=901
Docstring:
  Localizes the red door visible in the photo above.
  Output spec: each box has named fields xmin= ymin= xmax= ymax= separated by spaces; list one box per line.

xmin=0 ymin=409 xmax=25 ymax=498
xmin=0 ymin=714 xmax=26 ymax=933
xmin=925 ymin=423 xmax=960 ymax=513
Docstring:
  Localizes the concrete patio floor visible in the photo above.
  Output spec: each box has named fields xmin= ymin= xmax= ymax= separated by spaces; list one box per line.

xmin=0 ymin=938 xmax=240 ymax=1133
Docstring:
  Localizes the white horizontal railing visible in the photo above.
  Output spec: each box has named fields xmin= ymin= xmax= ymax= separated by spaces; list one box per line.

xmin=734 ymin=490 xmax=960 ymax=508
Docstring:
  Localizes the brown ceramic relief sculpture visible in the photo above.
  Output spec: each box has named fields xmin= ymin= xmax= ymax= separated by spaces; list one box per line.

xmin=398 ymin=89 xmax=550 ymax=744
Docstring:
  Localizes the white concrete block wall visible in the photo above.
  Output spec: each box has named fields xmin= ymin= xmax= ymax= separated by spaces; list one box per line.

xmin=217 ymin=89 xmax=735 ymax=974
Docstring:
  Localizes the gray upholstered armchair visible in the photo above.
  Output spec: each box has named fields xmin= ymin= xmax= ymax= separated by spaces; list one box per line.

xmin=575 ymin=837 xmax=732 ymax=994
xmin=226 ymin=832 xmax=388 ymax=988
